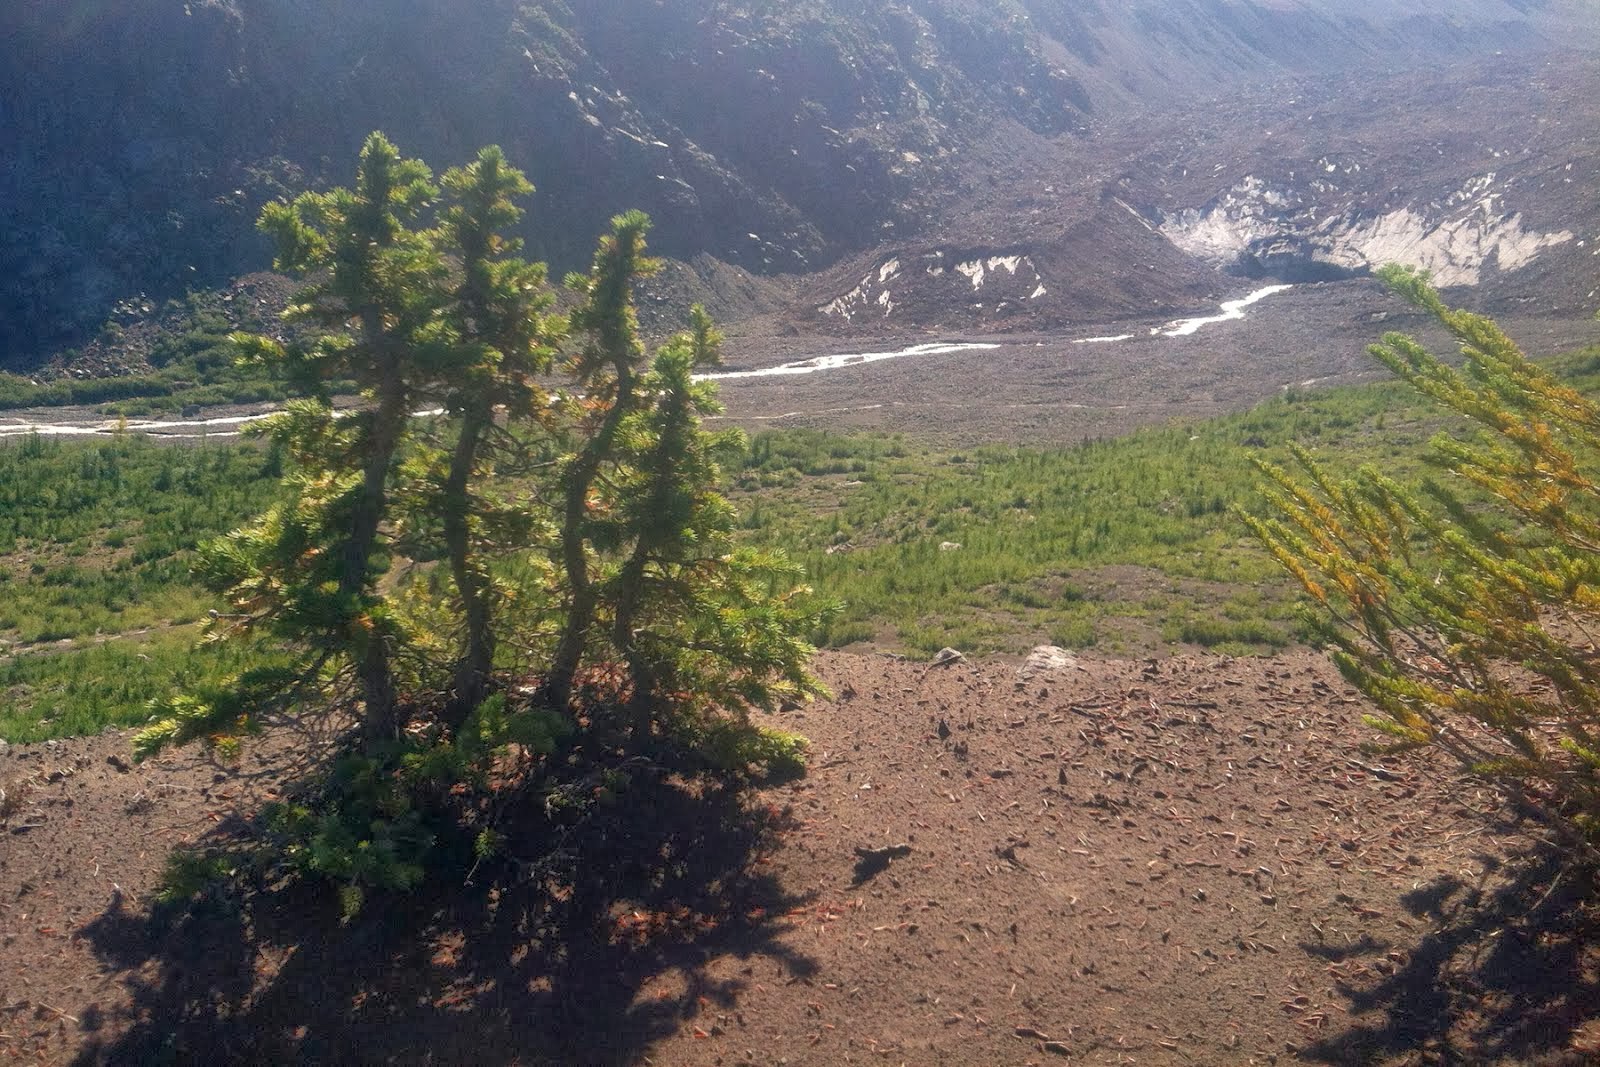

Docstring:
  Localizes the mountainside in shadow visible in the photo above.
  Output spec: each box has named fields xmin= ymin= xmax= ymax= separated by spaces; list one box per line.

xmin=2 ymin=0 xmax=1595 ymax=365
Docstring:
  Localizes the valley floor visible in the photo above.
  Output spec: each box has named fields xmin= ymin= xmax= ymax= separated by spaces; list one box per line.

xmin=712 ymin=292 xmax=1600 ymax=448
xmin=10 ymin=280 xmax=1596 ymax=452
xmin=3 ymin=650 xmax=1596 ymax=1065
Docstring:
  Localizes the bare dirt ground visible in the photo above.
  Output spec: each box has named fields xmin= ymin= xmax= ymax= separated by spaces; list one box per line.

xmin=4 ymin=650 xmax=1598 ymax=1065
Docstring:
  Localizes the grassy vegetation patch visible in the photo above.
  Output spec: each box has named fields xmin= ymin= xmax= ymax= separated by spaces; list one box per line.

xmin=0 ymin=293 xmax=351 ymax=416
xmin=0 ymin=629 xmax=287 ymax=745
xmin=3 ymin=345 xmax=1597 ymax=742
xmin=730 ymin=358 xmax=1552 ymax=655
xmin=0 ymin=434 xmax=282 ymax=649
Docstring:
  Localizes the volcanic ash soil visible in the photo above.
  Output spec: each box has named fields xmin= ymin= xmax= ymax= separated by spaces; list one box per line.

xmin=2 ymin=650 xmax=1598 ymax=1065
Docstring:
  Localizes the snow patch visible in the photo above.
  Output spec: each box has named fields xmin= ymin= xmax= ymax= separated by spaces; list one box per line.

xmin=820 ymin=251 xmax=1045 ymax=320
xmin=1335 ymin=209 xmax=1572 ymax=286
xmin=820 ymin=258 xmax=909 ymax=319
xmin=955 ymin=260 xmax=987 ymax=289
xmin=955 ymin=256 xmax=1024 ymax=291
xmin=819 ymin=279 xmax=871 ymax=320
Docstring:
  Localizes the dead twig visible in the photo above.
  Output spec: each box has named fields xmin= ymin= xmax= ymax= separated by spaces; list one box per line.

xmin=1344 ymin=758 xmax=1404 ymax=782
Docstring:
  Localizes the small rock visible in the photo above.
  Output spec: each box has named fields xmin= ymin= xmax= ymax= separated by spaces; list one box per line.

xmin=930 ymin=648 xmax=965 ymax=667
xmin=106 ymin=754 xmax=131 ymax=773
xmin=1016 ymin=645 xmax=1077 ymax=684
xmin=0 ymin=739 xmax=9 ymax=757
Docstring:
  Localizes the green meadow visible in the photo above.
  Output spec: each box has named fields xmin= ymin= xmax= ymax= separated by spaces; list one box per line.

xmin=4 ymin=345 xmax=1596 ymax=742
xmin=0 ymin=434 xmax=283 ymax=741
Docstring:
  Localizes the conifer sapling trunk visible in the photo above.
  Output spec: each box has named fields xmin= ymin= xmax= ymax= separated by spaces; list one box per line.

xmin=544 ymin=211 xmax=656 ymax=713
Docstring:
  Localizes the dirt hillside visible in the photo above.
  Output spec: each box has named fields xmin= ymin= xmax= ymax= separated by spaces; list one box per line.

xmin=3 ymin=649 xmax=1595 ymax=1065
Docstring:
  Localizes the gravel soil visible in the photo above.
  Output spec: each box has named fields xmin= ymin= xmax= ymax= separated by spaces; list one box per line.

xmin=3 ymin=650 xmax=1597 ymax=1065
xmin=709 ymin=285 xmax=1600 ymax=449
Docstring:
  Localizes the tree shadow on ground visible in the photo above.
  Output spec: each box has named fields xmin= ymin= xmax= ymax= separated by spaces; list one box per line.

xmin=1302 ymin=833 xmax=1600 ymax=1066
xmin=70 ymin=765 xmax=816 ymax=1065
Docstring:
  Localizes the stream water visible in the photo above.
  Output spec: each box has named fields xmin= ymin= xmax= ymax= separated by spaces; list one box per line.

xmin=698 ymin=341 xmax=1002 ymax=381
xmin=0 ymin=412 xmax=276 ymax=440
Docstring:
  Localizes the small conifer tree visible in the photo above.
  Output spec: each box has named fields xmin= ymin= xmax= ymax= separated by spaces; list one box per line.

xmin=428 ymin=145 xmax=564 ymax=723
xmin=224 ymin=132 xmax=447 ymax=746
xmin=1246 ymin=266 xmax=1600 ymax=854
xmin=543 ymin=210 xmax=659 ymax=713
xmin=606 ymin=305 xmax=827 ymax=742
xmin=138 ymin=136 xmax=827 ymax=907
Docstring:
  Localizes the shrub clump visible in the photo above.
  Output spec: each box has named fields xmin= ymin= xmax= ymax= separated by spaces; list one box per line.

xmin=142 ymin=134 xmax=830 ymax=913
xmin=1248 ymin=266 xmax=1600 ymax=856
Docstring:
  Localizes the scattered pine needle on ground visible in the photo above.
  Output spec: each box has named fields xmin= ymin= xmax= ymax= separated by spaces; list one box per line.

xmin=4 ymin=650 xmax=1596 ymax=1066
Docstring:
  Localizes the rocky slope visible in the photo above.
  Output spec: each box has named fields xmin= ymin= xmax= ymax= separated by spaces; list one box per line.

xmin=1132 ymin=60 xmax=1600 ymax=309
xmin=1 ymin=0 xmax=1595 ymax=365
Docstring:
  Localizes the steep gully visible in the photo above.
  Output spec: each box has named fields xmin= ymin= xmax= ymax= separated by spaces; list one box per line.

xmin=0 ymin=287 xmax=1295 ymax=439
